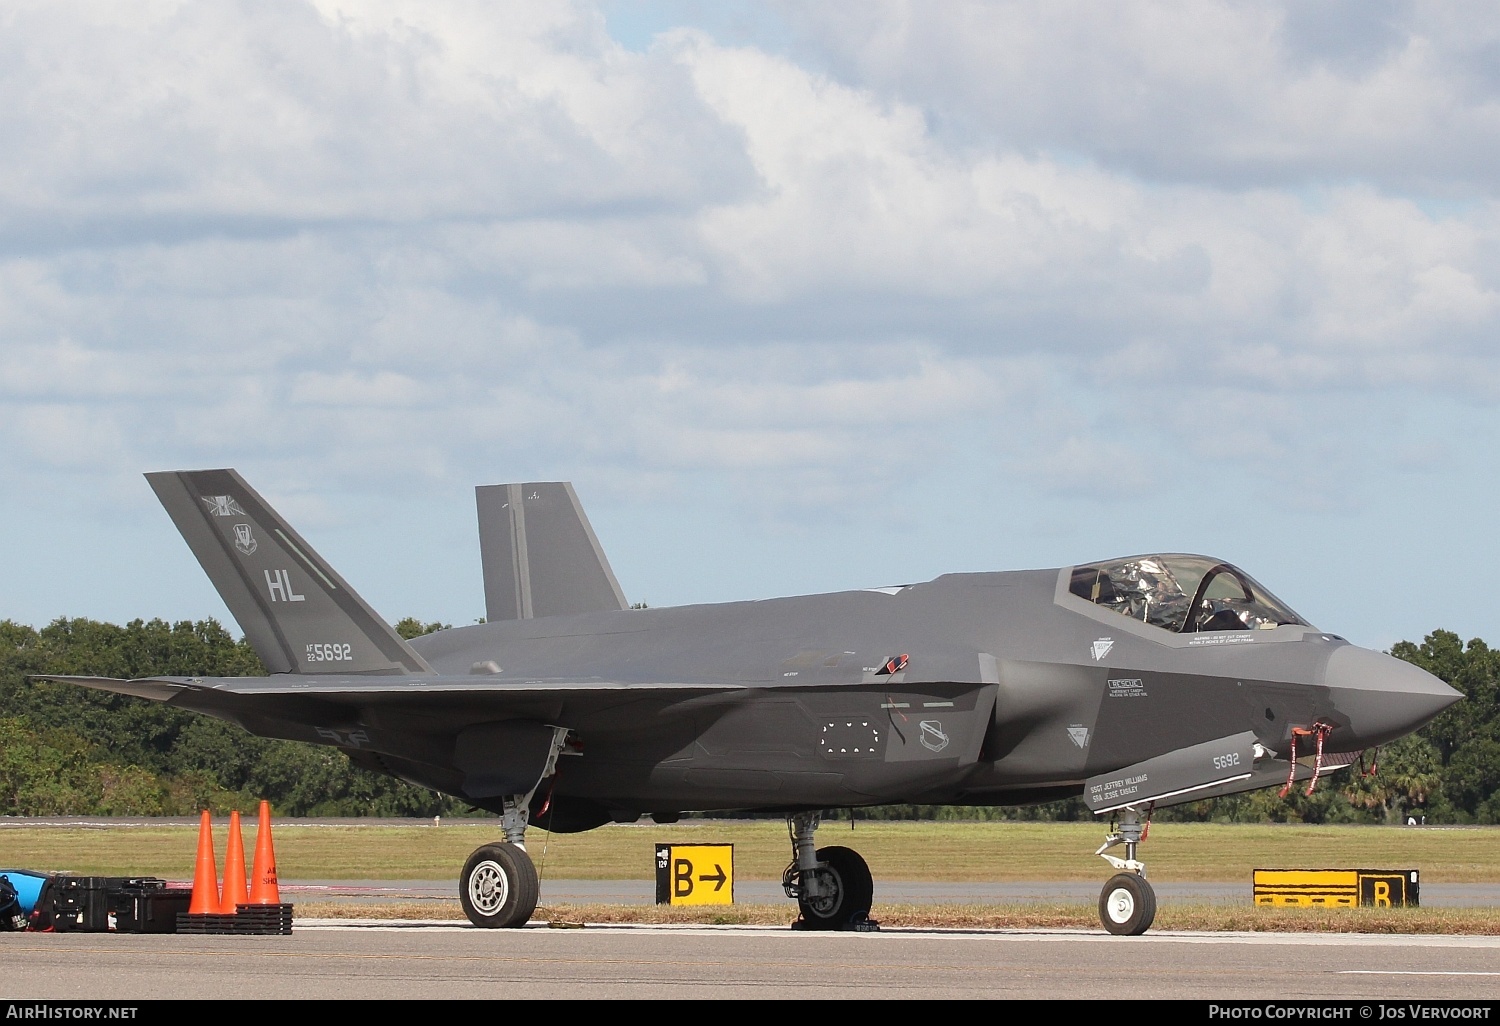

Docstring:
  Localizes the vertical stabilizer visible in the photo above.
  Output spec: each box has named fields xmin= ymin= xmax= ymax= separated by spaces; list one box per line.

xmin=476 ymin=482 xmax=627 ymax=621
xmin=147 ymin=469 xmax=432 ymax=675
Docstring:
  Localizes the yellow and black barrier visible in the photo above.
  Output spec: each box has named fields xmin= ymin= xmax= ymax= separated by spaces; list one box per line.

xmin=655 ymin=843 xmax=734 ymax=905
xmin=1253 ymin=869 xmax=1419 ymax=907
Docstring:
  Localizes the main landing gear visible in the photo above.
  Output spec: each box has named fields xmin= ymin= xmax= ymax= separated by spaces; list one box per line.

xmin=460 ymin=841 xmax=539 ymax=928
xmin=781 ymin=811 xmax=877 ymax=931
xmin=458 ymin=726 xmax=569 ymax=928
xmin=1095 ymin=805 xmax=1156 ymax=936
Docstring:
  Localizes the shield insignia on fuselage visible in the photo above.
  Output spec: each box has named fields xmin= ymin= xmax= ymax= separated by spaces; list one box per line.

xmin=918 ymin=720 xmax=950 ymax=753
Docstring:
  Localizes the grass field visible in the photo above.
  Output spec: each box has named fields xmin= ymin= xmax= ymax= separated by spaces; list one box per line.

xmin=5 ymin=819 xmax=1498 ymax=932
xmin=2 ymin=819 xmax=1497 ymax=882
xmin=285 ymin=900 xmax=1500 ymax=935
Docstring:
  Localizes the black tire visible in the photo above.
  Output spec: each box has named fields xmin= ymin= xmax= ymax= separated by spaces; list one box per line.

xmin=796 ymin=845 xmax=874 ymax=930
xmin=460 ymin=842 xmax=539 ymax=928
xmin=1098 ymin=872 xmax=1156 ymax=936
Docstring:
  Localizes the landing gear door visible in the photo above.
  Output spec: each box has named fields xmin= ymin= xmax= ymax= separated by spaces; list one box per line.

xmin=1084 ymin=730 xmax=1257 ymax=815
xmin=454 ymin=720 xmax=560 ymax=799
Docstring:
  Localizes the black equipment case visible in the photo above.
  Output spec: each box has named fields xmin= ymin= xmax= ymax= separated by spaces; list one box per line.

xmin=30 ymin=877 xmax=192 ymax=933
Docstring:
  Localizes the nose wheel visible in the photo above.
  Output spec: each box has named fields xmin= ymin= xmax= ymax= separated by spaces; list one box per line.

xmin=1099 ymin=872 xmax=1156 ymax=936
xmin=1095 ymin=805 xmax=1156 ymax=936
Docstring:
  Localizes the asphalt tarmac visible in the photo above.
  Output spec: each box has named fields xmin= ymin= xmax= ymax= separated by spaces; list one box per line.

xmin=5 ymin=921 xmax=1500 ymax=1000
xmin=282 ymin=878 xmax=1500 ymax=907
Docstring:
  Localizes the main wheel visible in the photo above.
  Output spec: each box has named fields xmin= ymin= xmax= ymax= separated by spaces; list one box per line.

xmin=460 ymin=842 xmax=539 ymax=928
xmin=1098 ymin=872 xmax=1156 ymax=936
xmin=796 ymin=845 xmax=873 ymax=930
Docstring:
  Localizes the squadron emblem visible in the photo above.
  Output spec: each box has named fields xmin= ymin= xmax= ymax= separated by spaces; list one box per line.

xmin=201 ymin=494 xmax=246 ymax=517
xmin=233 ymin=523 xmax=258 ymax=556
xmin=918 ymin=720 xmax=950 ymax=753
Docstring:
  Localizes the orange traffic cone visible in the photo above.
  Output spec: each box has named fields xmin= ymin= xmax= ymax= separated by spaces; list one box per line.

xmin=187 ymin=810 xmax=221 ymax=916
xmin=221 ymin=810 xmax=249 ymax=914
xmin=248 ymin=800 xmax=281 ymax=905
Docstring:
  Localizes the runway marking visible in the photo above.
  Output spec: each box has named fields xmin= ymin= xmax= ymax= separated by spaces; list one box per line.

xmin=1 ymin=944 xmax=1004 ymax=976
xmin=1339 ymin=971 xmax=1500 ymax=977
xmin=288 ymin=919 xmax=1500 ymax=947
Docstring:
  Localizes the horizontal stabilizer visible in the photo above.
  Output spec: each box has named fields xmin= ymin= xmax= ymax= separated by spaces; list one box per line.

xmin=30 ymin=675 xmax=188 ymax=702
xmin=476 ymin=482 xmax=627 ymax=621
xmin=147 ymin=469 xmax=432 ymax=676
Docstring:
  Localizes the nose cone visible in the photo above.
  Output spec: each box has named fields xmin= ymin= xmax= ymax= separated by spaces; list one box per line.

xmin=1324 ymin=645 xmax=1461 ymax=748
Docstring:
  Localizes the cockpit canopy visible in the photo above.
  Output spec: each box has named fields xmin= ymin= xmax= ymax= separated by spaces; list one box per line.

xmin=1068 ymin=554 xmax=1311 ymax=634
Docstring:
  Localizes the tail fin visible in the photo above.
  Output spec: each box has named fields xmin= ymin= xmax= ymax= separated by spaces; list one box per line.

xmin=146 ymin=469 xmax=432 ymax=675
xmin=476 ymin=482 xmax=627 ymax=621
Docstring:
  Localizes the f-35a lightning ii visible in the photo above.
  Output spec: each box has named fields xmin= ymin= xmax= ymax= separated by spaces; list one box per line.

xmin=41 ymin=470 xmax=1459 ymax=935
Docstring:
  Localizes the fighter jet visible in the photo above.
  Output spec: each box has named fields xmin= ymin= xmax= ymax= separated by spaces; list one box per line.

xmin=40 ymin=470 xmax=1460 ymax=935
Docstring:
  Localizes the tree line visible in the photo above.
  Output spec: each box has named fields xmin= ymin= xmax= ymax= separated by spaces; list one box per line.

xmin=0 ymin=617 xmax=1495 ymax=822
xmin=0 ymin=617 xmax=468 ymax=817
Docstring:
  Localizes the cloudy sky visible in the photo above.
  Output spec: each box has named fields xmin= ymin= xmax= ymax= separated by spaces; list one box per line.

xmin=2 ymin=0 xmax=1498 ymax=650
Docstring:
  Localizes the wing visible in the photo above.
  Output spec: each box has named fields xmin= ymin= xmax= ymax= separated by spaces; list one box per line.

xmin=34 ymin=673 xmax=749 ymax=802
xmin=33 ymin=674 xmax=743 ymax=702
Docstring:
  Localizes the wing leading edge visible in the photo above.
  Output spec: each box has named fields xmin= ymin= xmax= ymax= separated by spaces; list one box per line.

xmin=34 ymin=674 xmax=746 ymax=701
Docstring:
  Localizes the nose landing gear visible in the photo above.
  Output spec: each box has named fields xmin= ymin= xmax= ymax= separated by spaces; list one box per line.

xmin=1095 ymin=805 xmax=1156 ymax=936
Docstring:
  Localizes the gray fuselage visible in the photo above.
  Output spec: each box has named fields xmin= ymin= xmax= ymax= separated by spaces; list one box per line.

xmin=329 ymin=566 xmax=1454 ymax=824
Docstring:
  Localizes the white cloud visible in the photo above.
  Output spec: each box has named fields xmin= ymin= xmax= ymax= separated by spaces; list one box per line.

xmin=2 ymin=2 xmax=1500 ymax=640
xmin=7 ymin=403 xmax=131 ymax=471
xmin=0 ymin=0 xmax=750 ymax=233
xmin=781 ymin=1 xmax=1500 ymax=192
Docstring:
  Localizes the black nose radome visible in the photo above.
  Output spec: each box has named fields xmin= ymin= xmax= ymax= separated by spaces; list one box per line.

xmin=1323 ymin=645 xmax=1461 ymax=748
